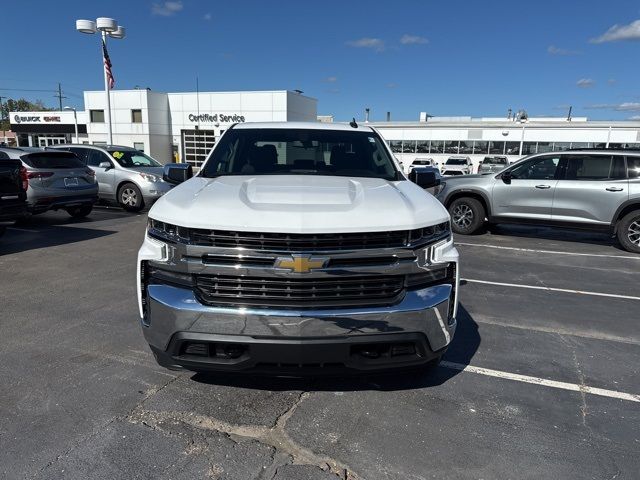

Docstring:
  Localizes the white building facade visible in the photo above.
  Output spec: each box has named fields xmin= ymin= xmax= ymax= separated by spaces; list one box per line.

xmin=371 ymin=116 xmax=640 ymax=172
xmin=10 ymin=89 xmax=317 ymax=166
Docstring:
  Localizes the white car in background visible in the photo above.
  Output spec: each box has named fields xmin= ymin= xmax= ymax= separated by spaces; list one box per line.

xmin=441 ymin=156 xmax=473 ymax=176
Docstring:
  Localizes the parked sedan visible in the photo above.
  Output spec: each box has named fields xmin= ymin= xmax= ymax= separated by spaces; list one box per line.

xmin=52 ymin=145 xmax=173 ymax=212
xmin=0 ymin=147 xmax=98 ymax=218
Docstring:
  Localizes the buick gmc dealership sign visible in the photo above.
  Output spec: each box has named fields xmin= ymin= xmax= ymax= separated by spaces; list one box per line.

xmin=188 ymin=113 xmax=246 ymax=123
xmin=13 ymin=115 xmax=61 ymax=123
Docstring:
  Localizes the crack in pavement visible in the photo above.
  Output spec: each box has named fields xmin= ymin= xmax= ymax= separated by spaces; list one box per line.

xmin=127 ymin=391 xmax=360 ymax=480
xmin=30 ymin=373 xmax=182 ymax=479
xmin=556 ymin=333 xmax=623 ymax=480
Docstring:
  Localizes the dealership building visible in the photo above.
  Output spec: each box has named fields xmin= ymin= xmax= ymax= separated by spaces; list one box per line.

xmin=371 ymin=114 xmax=640 ymax=171
xmin=10 ymin=91 xmax=640 ymax=170
xmin=10 ymin=89 xmax=317 ymax=166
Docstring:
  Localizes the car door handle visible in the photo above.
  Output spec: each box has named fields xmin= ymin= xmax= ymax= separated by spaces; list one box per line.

xmin=606 ymin=187 xmax=624 ymax=192
xmin=535 ymin=184 xmax=551 ymax=189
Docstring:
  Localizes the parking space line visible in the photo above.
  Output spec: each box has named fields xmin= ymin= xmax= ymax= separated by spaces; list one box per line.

xmin=463 ymin=278 xmax=640 ymax=301
xmin=440 ymin=361 xmax=640 ymax=403
xmin=456 ymin=242 xmax=640 ymax=260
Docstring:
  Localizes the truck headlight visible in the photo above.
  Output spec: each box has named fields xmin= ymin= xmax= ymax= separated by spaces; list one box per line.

xmin=148 ymin=218 xmax=190 ymax=243
xmin=433 ymin=181 xmax=446 ymax=196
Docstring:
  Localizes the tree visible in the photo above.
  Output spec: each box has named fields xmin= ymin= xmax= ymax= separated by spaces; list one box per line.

xmin=0 ymin=97 xmax=55 ymax=130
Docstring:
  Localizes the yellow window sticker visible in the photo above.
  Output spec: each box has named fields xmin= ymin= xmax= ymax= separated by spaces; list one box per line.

xmin=112 ymin=151 xmax=124 ymax=159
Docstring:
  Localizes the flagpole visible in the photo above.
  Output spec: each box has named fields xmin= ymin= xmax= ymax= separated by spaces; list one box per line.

xmin=102 ymin=31 xmax=113 ymax=145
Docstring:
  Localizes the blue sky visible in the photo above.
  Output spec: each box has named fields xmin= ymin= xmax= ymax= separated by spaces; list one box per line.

xmin=1 ymin=0 xmax=640 ymax=121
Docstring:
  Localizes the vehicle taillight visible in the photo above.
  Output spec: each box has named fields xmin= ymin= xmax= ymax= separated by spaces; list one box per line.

xmin=19 ymin=166 xmax=28 ymax=191
xmin=26 ymin=171 xmax=55 ymax=179
xmin=85 ymin=168 xmax=95 ymax=177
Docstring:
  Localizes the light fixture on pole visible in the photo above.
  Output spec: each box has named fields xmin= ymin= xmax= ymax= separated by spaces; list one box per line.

xmin=63 ymin=106 xmax=79 ymax=143
xmin=75 ymin=17 xmax=125 ymax=145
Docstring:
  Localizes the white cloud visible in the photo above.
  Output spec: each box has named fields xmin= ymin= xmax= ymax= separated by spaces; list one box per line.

xmin=386 ymin=82 xmax=398 ymax=88
xmin=576 ymin=78 xmax=595 ymax=88
xmin=346 ymin=37 xmax=385 ymax=52
xmin=400 ymin=34 xmax=428 ymax=45
xmin=152 ymin=1 xmax=183 ymax=16
xmin=590 ymin=19 xmax=640 ymax=43
xmin=547 ymin=45 xmax=580 ymax=55
xmin=607 ymin=78 xmax=617 ymax=85
xmin=629 ymin=115 xmax=640 ymax=120
xmin=585 ymin=102 xmax=640 ymax=111
xmin=203 ymin=13 xmax=212 ymax=21
xmin=324 ymin=76 xmax=337 ymax=83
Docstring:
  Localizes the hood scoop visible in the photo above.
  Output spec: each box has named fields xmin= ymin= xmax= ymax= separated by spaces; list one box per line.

xmin=239 ymin=176 xmax=364 ymax=209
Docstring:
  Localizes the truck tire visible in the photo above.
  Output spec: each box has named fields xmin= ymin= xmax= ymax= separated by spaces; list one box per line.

xmin=617 ymin=210 xmax=640 ymax=253
xmin=448 ymin=197 xmax=485 ymax=234
xmin=118 ymin=183 xmax=144 ymax=212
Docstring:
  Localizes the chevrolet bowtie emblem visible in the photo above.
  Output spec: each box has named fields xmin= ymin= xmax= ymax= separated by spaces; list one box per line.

xmin=275 ymin=255 xmax=329 ymax=273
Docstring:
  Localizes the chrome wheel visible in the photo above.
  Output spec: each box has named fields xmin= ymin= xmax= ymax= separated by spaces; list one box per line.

xmin=452 ymin=204 xmax=474 ymax=229
xmin=628 ymin=220 xmax=640 ymax=246
xmin=121 ymin=188 xmax=138 ymax=207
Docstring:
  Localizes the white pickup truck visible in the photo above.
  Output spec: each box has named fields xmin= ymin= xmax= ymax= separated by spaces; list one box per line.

xmin=138 ymin=122 xmax=459 ymax=375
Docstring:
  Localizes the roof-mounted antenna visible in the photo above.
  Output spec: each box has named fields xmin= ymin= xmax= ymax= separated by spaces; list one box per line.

xmin=349 ymin=117 xmax=358 ymax=128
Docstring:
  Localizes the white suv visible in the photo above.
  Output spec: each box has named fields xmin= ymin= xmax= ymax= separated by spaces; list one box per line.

xmin=138 ymin=122 xmax=459 ymax=375
xmin=442 ymin=156 xmax=473 ymax=176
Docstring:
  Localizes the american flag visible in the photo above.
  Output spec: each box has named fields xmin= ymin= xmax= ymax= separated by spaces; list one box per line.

xmin=102 ymin=39 xmax=115 ymax=89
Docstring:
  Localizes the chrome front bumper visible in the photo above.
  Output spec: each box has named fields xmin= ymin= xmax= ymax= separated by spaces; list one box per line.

xmin=137 ymin=233 xmax=459 ymax=372
xmin=143 ymin=282 xmax=455 ymax=351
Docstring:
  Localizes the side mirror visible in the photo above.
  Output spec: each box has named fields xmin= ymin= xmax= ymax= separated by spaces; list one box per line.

xmin=409 ymin=167 xmax=441 ymax=189
xmin=98 ymin=161 xmax=112 ymax=169
xmin=501 ymin=171 xmax=512 ymax=184
xmin=163 ymin=163 xmax=193 ymax=185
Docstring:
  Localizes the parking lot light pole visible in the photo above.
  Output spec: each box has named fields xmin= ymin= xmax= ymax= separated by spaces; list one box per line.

xmin=75 ymin=18 xmax=126 ymax=146
xmin=63 ymin=106 xmax=78 ymax=143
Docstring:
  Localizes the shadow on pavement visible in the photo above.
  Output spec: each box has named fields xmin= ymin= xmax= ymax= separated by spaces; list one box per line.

xmin=190 ymin=303 xmax=480 ymax=393
xmin=484 ymin=224 xmax=620 ymax=250
xmin=0 ymin=220 xmax=117 ymax=255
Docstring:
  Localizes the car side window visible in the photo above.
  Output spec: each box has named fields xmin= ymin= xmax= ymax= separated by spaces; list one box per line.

xmin=510 ymin=155 xmax=560 ymax=180
xmin=564 ymin=155 xmax=626 ymax=180
xmin=628 ymin=156 xmax=640 ymax=179
xmin=87 ymin=150 xmax=109 ymax=167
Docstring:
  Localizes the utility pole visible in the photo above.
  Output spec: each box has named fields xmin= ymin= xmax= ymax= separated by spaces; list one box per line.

xmin=0 ymin=96 xmax=6 ymax=145
xmin=54 ymin=83 xmax=67 ymax=111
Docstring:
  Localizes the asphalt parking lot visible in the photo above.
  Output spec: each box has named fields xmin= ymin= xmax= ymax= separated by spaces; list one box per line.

xmin=1 ymin=208 xmax=638 ymax=480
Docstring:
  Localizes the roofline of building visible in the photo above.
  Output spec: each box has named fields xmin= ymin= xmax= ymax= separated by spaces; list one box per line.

xmin=368 ymin=120 xmax=640 ymax=128
xmin=82 ymin=89 xmax=317 ymax=101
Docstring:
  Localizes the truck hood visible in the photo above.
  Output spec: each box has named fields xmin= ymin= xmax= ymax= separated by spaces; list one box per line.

xmin=149 ymin=175 xmax=450 ymax=233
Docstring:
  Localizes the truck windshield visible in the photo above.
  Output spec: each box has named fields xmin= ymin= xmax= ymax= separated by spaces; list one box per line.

xmin=446 ymin=159 xmax=467 ymax=165
xmin=108 ymin=150 xmax=162 ymax=168
xmin=200 ymin=128 xmax=398 ymax=180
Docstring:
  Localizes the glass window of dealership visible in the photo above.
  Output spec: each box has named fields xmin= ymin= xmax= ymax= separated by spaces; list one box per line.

xmin=387 ymin=139 xmax=640 ymax=156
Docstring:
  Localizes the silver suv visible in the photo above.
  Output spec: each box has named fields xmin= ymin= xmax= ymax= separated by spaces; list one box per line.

xmin=0 ymin=147 xmax=98 ymax=218
xmin=51 ymin=145 xmax=173 ymax=211
xmin=436 ymin=150 xmax=640 ymax=253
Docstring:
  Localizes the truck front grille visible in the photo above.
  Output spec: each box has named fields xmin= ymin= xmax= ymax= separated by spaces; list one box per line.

xmin=189 ymin=230 xmax=410 ymax=251
xmin=148 ymin=219 xmax=451 ymax=252
xmin=194 ymin=274 xmax=405 ymax=308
